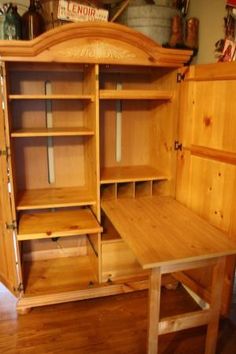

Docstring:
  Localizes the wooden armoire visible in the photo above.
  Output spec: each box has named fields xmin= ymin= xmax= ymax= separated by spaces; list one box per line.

xmin=0 ymin=22 xmax=235 ymax=315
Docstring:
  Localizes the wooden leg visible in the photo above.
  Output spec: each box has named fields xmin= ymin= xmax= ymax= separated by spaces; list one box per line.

xmin=205 ymin=256 xmax=226 ymax=354
xmin=147 ymin=267 xmax=161 ymax=354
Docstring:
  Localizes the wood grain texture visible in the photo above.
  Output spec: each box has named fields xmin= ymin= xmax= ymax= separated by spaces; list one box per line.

xmin=0 ymin=22 xmax=192 ymax=66
xmin=102 ymin=196 xmax=236 ymax=269
xmin=99 ymin=89 xmax=173 ymax=100
xmin=16 ymin=187 xmax=96 ymax=210
xmin=18 ymin=208 xmax=102 ymax=241
xmin=11 ymin=127 xmax=95 ymax=137
xmin=101 ymin=165 xmax=167 ymax=184
xmin=1 ymin=283 xmax=235 ymax=354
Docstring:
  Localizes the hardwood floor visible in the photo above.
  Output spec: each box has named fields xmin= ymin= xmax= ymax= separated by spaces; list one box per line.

xmin=0 ymin=282 xmax=236 ymax=354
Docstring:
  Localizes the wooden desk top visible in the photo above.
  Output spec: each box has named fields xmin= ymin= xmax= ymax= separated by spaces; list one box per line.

xmin=102 ymin=196 xmax=236 ymax=270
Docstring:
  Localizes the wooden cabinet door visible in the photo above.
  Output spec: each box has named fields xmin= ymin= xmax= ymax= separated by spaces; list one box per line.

xmin=0 ymin=85 xmax=20 ymax=296
xmin=176 ymin=62 xmax=236 ymax=315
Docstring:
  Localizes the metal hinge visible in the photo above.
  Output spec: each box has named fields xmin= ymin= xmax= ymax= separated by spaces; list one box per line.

xmin=13 ymin=282 xmax=24 ymax=293
xmin=6 ymin=220 xmax=17 ymax=230
xmin=0 ymin=65 xmax=4 ymax=78
xmin=17 ymin=283 xmax=24 ymax=292
xmin=174 ymin=140 xmax=182 ymax=151
xmin=0 ymin=147 xmax=10 ymax=157
xmin=177 ymin=73 xmax=185 ymax=83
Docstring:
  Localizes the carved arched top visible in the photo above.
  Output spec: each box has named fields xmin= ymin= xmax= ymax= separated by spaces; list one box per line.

xmin=0 ymin=22 xmax=192 ymax=67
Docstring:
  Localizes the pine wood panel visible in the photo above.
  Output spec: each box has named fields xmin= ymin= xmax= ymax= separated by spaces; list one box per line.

xmin=101 ymin=239 xmax=144 ymax=281
xmin=11 ymin=127 xmax=95 ymax=137
xmin=9 ymin=94 xmax=94 ymax=100
xmin=18 ymin=208 xmax=102 ymax=241
xmin=22 ymin=255 xmax=98 ymax=295
xmin=176 ymin=63 xmax=236 ymax=314
xmin=0 ymin=70 xmax=20 ymax=295
xmin=99 ymin=89 xmax=173 ymax=100
xmin=13 ymin=137 xmax=88 ymax=190
xmin=102 ymin=196 xmax=236 ymax=270
xmin=16 ymin=187 xmax=96 ymax=210
xmin=100 ymin=166 xmax=167 ymax=184
xmin=0 ymin=23 xmax=192 ymax=66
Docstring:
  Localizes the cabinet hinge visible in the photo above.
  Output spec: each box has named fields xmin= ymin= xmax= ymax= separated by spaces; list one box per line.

xmin=0 ymin=147 xmax=10 ymax=157
xmin=6 ymin=220 xmax=17 ymax=231
xmin=14 ymin=283 xmax=24 ymax=293
xmin=0 ymin=65 xmax=4 ymax=78
xmin=177 ymin=73 xmax=185 ymax=83
xmin=174 ymin=140 xmax=182 ymax=151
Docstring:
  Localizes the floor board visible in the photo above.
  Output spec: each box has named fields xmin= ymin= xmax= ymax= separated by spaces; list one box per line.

xmin=0 ymin=282 xmax=235 ymax=354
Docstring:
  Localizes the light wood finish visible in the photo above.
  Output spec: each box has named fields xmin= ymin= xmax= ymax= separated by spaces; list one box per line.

xmin=17 ymin=208 xmax=102 ymax=241
xmin=187 ymin=145 xmax=236 ymax=166
xmin=18 ymin=274 xmax=149 ymax=312
xmin=9 ymin=94 xmax=94 ymax=101
xmin=176 ymin=62 xmax=236 ymax=314
xmin=11 ymin=127 xmax=95 ymax=137
xmin=0 ymin=72 xmax=20 ymax=295
xmin=0 ymin=22 xmax=192 ymax=66
xmin=16 ymin=187 xmax=96 ymax=210
xmin=158 ymin=309 xmax=212 ymax=335
xmin=99 ymin=89 xmax=173 ymax=100
xmin=147 ymin=268 xmax=161 ymax=354
xmin=205 ymin=257 xmax=226 ymax=354
xmin=0 ymin=22 xmax=235 ymax=354
xmin=102 ymin=196 xmax=236 ymax=353
xmin=102 ymin=196 xmax=236 ymax=269
xmin=101 ymin=166 xmax=167 ymax=184
xmin=101 ymin=239 xmax=144 ymax=281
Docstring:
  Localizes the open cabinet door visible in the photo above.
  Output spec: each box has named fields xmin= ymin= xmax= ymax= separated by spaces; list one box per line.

xmin=0 ymin=81 xmax=20 ymax=297
xmin=176 ymin=62 xmax=236 ymax=315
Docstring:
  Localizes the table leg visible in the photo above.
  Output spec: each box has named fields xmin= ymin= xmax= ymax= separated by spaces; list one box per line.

xmin=147 ymin=267 xmax=161 ymax=354
xmin=205 ymin=256 xmax=226 ymax=354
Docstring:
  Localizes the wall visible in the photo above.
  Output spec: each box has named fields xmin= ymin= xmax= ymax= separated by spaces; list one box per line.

xmin=188 ymin=0 xmax=226 ymax=64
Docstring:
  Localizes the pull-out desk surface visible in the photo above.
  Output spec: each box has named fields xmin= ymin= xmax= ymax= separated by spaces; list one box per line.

xmin=102 ymin=196 xmax=236 ymax=354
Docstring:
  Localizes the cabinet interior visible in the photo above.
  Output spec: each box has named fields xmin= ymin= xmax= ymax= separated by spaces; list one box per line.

xmin=4 ymin=61 xmax=177 ymax=295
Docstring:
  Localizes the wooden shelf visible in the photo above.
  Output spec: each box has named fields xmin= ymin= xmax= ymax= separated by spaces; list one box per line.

xmin=16 ymin=187 xmax=96 ymax=210
xmin=11 ymin=127 xmax=95 ymax=138
xmin=100 ymin=166 xmax=167 ymax=184
xmin=23 ymin=255 xmax=98 ymax=295
xmin=99 ymin=89 xmax=173 ymax=100
xmin=18 ymin=208 xmax=102 ymax=241
xmin=9 ymin=94 xmax=94 ymax=101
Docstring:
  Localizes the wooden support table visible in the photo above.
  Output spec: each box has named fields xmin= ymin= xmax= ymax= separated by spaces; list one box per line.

xmin=102 ymin=196 xmax=236 ymax=354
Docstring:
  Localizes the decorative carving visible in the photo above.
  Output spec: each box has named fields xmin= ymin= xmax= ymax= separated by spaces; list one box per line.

xmin=56 ymin=41 xmax=136 ymax=59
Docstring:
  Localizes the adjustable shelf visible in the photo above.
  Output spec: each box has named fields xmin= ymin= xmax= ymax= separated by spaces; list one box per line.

xmin=8 ymin=94 xmax=95 ymax=101
xmin=11 ymin=127 xmax=95 ymax=138
xmin=99 ymin=90 xmax=173 ymax=100
xmin=18 ymin=208 xmax=102 ymax=241
xmin=100 ymin=166 xmax=167 ymax=184
xmin=16 ymin=187 xmax=96 ymax=210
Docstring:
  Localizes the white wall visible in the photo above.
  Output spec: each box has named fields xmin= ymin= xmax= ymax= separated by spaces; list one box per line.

xmin=188 ymin=0 xmax=226 ymax=64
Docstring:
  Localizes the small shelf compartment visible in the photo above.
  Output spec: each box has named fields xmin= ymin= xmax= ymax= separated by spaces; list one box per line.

xmin=18 ymin=208 xmax=102 ymax=241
